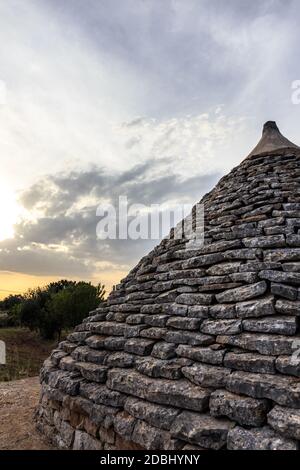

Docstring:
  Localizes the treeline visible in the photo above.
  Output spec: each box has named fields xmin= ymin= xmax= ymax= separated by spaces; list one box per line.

xmin=0 ymin=280 xmax=105 ymax=339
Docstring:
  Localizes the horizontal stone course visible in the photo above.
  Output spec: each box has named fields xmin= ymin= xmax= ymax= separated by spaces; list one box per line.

xmin=182 ymin=363 xmax=231 ymax=388
xmin=226 ymin=370 xmax=300 ymax=408
xmin=124 ymin=397 xmax=179 ymax=431
xmin=227 ymin=425 xmax=298 ymax=450
xmin=242 ymin=316 xmax=297 ymax=335
xmin=209 ymin=389 xmax=269 ymax=426
xmin=217 ymin=332 xmax=298 ymax=355
xmin=215 ymin=281 xmax=267 ymax=303
xmin=200 ymin=319 xmax=242 ymax=335
xmin=107 ymin=369 xmax=211 ymax=411
xmin=171 ymin=411 xmax=234 ymax=450
xmin=224 ymin=352 xmax=276 ymax=374
xmin=176 ymin=344 xmax=225 ymax=365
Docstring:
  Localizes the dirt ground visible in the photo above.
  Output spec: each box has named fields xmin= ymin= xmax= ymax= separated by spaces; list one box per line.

xmin=0 ymin=376 xmax=55 ymax=450
xmin=0 ymin=328 xmax=57 ymax=382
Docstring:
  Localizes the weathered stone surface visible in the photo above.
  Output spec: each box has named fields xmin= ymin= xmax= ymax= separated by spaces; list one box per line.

xmin=135 ymin=357 xmax=190 ymax=380
xmin=59 ymin=341 xmax=78 ymax=353
xmin=243 ymin=235 xmax=285 ymax=248
xmin=140 ymin=305 xmax=162 ymax=314
xmin=59 ymin=356 xmax=77 ymax=372
xmin=126 ymin=314 xmax=146 ymax=325
xmin=124 ymin=338 xmax=155 ymax=356
xmin=164 ymin=330 xmax=214 ymax=346
xmin=265 ymin=248 xmax=300 ymax=263
xmin=175 ymin=293 xmax=213 ymax=306
xmin=64 ymin=394 xmax=93 ymax=416
xmin=182 ymin=253 xmax=224 ymax=269
xmin=151 ymin=342 xmax=177 ymax=359
xmin=67 ymin=332 xmax=91 ymax=344
xmin=242 ymin=316 xmax=297 ymax=335
xmin=223 ymin=248 xmax=262 ymax=261
xmin=238 ymin=261 xmax=281 ymax=272
xmin=268 ymin=405 xmax=300 ymax=440
xmin=71 ymin=346 xmax=108 ymax=364
xmin=85 ymin=335 xmax=126 ymax=351
xmin=259 ymin=270 xmax=300 ymax=285
xmin=176 ymin=344 xmax=225 ymax=365
xmin=162 ymin=303 xmax=188 ymax=316
xmin=144 ymin=315 xmax=169 ymax=327
xmin=73 ymin=430 xmax=103 ymax=450
xmin=125 ymin=325 xmax=148 ymax=338
xmin=107 ymin=369 xmax=211 ymax=411
xmin=282 ymin=262 xmax=300 ymax=272
xmin=210 ymin=389 xmax=269 ymax=426
xmin=76 ymin=362 xmax=108 ymax=383
xmin=80 ymin=382 xmax=126 ymax=407
xmin=182 ymin=363 xmax=231 ymax=388
xmin=226 ymin=371 xmax=300 ymax=408
xmin=59 ymin=419 xmax=75 ymax=447
xmin=132 ymin=420 xmax=175 ymax=450
xmin=224 ymin=352 xmax=275 ymax=374
xmin=47 ymin=370 xmax=81 ymax=396
xmin=98 ymin=425 xmax=115 ymax=444
xmin=105 ymin=352 xmax=136 ymax=368
xmin=275 ymin=299 xmax=300 ymax=316
xmin=200 ymin=319 xmax=242 ymax=335
xmin=271 ymin=283 xmax=298 ymax=300
xmin=206 ymin=262 xmax=241 ymax=276
xmin=217 ymin=333 xmax=297 ymax=355
xmin=171 ymin=411 xmax=234 ymax=450
xmin=140 ymin=327 xmax=167 ymax=339
xmin=235 ymin=296 xmax=275 ymax=318
xmin=50 ymin=349 xmax=68 ymax=366
xmin=91 ymin=321 xmax=128 ymax=336
xmin=227 ymin=425 xmax=298 ymax=450
xmin=125 ymin=397 xmax=179 ymax=430
xmin=166 ymin=316 xmax=202 ymax=330
xmin=229 ymin=272 xmax=258 ymax=283
xmin=113 ymin=411 xmax=135 ymax=438
xmin=216 ymin=281 xmax=267 ymax=303
xmin=209 ymin=304 xmax=236 ymax=319
xmin=188 ymin=305 xmax=209 ymax=318
xmin=275 ymin=355 xmax=300 ymax=377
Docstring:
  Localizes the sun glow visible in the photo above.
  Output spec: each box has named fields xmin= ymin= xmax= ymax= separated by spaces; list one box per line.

xmin=0 ymin=182 xmax=20 ymax=241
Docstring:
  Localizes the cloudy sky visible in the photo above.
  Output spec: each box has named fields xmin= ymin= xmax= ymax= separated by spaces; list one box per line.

xmin=0 ymin=0 xmax=299 ymax=297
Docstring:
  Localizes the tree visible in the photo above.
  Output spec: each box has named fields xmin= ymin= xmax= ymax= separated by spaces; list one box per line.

xmin=46 ymin=280 xmax=77 ymax=294
xmin=46 ymin=282 xmax=105 ymax=340
xmin=4 ymin=280 xmax=106 ymax=340
xmin=0 ymin=294 xmax=24 ymax=311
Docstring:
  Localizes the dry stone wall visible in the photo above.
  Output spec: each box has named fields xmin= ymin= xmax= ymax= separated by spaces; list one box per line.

xmin=36 ymin=150 xmax=300 ymax=450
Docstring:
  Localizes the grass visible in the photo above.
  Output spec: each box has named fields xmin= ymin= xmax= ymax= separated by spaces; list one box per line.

xmin=0 ymin=327 xmax=58 ymax=382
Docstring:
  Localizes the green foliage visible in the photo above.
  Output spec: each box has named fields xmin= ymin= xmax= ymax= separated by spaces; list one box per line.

xmin=0 ymin=294 xmax=24 ymax=311
xmin=0 ymin=280 xmax=105 ymax=340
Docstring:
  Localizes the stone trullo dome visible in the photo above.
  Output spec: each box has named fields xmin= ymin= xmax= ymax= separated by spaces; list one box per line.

xmin=36 ymin=122 xmax=300 ymax=450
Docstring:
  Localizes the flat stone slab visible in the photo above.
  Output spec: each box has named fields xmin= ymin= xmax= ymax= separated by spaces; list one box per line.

xmin=226 ymin=371 xmax=300 ymax=408
xmin=209 ymin=389 xmax=269 ymax=427
xmin=215 ymin=281 xmax=267 ymax=303
xmin=171 ymin=411 xmax=234 ymax=450
xmin=268 ymin=405 xmax=300 ymax=440
xmin=227 ymin=425 xmax=298 ymax=450
xmin=107 ymin=369 xmax=211 ymax=411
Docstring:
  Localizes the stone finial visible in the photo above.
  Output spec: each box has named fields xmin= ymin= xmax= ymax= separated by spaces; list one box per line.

xmin=247 ymin=121 xmax=299 ymax=158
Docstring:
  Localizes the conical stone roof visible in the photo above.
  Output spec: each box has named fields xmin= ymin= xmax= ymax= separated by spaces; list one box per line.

xmin=36 ymin=122 xmax=300 ymax=450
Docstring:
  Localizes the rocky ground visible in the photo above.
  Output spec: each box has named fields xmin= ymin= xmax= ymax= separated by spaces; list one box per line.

xmin=0 ymin=376 xmax=54 ymax=450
